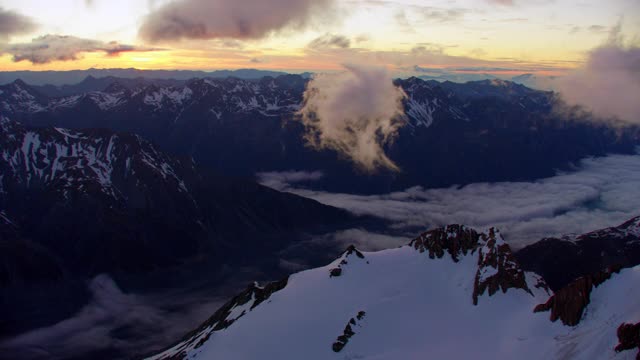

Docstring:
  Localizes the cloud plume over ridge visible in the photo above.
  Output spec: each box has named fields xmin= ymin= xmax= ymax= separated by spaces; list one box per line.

xmin=556 ymin=23 xmax=640 ymax=125
xmin=297 ymin=64 xmax=407 ymax=172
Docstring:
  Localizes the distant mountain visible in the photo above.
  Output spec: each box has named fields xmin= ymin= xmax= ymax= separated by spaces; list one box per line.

xmin=415 ymin=72 xmax=557 ymax=90
xmin=33 ymin=76 xmax=187 ymax=97
xmin=0 ymin=117 xmax=358 ymax=337
xmin=0 ymin=68 xmax=302 ymax=86
xmin=0 ymin=116 xmax=355 ymax=280
xmin=516 ymin=216 xmax=640 ymax=291
xmin=510 ymin=73 xmax=558 ymax=90
xmin=2 ymin=75 xmax=638 ymax=194
xmin=146 ymin=224 xmax=640 ymax=360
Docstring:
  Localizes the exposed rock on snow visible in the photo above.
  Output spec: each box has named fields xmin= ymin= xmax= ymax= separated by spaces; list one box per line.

xmin=534 ymin=266 xmax=622 ymax=326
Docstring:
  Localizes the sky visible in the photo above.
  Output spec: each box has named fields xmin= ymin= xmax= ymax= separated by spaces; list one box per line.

xmin=0 ymin=0 xmax=638 ymax=76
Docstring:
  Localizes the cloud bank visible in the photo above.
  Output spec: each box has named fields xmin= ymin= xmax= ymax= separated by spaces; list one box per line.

xmin=139 ymin=0 xmax=334 ymax=43
xmin=0 ymin=8 xmax=37 ymax=41
xmin=0 ymin=275 xmax=224 ymax=360
xmin=297 ymin=64 xmax=407 ymax=172
xmin=258 ymin=170 xmax=324 ymax=191
xmin=260 ymin=152 xmax=640 ymax=249
xmin=556 ymin=25 xmax=640 ymax=125
xmin=1 ymin=35 xmax=160 ymax=64
xmin=487 ymin=0 xmax=514 ymax=5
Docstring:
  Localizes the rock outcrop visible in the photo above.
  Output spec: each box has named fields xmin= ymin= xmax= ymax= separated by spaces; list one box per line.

xmin=411 ymin=225 xmax=532 ymax=305
xmin=328 ymin=245 xmax=367 ymax=278
xmin=533 ymin=266 xmax=621 ymax=326
xmin=615 ymin=322 xmax=640 ymax=359
xmin=332 ymin=311 xmax=367 ymax=352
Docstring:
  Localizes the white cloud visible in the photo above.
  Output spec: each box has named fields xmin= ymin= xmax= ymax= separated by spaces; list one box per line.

xmin=260 ymin=152 xmax=640 ymax=249
xmin=555 ymin=22 xmax=640 ymax=125
xmin=297 ymin=64 xmax=407 ymax=172
xmin=257 ymin=170 xmax=324 ymax=191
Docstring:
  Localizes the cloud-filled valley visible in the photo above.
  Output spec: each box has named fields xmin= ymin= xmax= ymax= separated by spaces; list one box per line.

xmin=259 ymin=151 xmax=640 ymax=249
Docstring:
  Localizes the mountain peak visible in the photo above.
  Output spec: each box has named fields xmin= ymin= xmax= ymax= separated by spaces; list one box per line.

xmin=11 ymin=78 xmax=28 ymax=87
xmin=154 ymin=224 xmax=632 ymax=360
xmin=411 ymin=225 xmax=534 ymax=305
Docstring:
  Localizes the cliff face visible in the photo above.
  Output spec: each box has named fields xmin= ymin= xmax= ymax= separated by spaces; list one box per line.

xmin=534 ymin=266 xmax=621 ymax=326
xmin=516 ymin=216 xmax=640 ymax=291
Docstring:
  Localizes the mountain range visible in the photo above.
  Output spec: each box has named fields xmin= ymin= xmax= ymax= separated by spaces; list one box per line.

xmin=1 ymin=73 xmax=639 ymax=360
xmin=0 ymin=69 xmax=306 ymax=87
xmin=0 ymin=117 xmax=363 ymax=338
xmin=2 ymin=75 xmax=638 ymax=194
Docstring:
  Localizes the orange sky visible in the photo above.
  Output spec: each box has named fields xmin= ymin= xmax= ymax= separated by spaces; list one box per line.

xmin=0 ymin=0 xmax=638 ymax=77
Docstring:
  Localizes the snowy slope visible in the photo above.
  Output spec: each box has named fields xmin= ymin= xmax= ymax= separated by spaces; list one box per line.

xmin=548 ymin=266 xmax=640 ymax=359
xmin=147 ymin=225 xmax=640 ymax=360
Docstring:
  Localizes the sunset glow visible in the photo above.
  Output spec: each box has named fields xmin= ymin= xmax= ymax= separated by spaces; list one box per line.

xmin=0 ymin=0 xmax=638 ymax=77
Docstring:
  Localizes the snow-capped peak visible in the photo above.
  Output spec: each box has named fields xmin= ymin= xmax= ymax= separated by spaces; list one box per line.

xmin=147 ymin=222 xmax=640 ymax=360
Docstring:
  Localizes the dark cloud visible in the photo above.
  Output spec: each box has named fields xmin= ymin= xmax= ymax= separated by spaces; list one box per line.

xmin=588 ymin=25 xmax=608 ymax=33
xmin=308 ymin=33 xmax=351 ymax=49
xmin=556 ymin=23 xmax=640 ymax=124
xmin=259 ymin=152 xmax=640 ymax=249
xmin=0 ymin=8 xmax=37 ymax=41
xmin=1 ymin=35 xmax=161 ymax=64
xmin=139 ymin=0 xmax=334 ymax=43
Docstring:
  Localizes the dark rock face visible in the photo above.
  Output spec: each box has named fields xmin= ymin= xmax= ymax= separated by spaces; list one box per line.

xmin=4 ymin=76 xmax=638 ymax=194
xmin=329 ymin=245 xmax=368 ymax=278
xmin=332 ymin=311 xmax=366 ymax=353
xmin=410 ymin=224 xmax=479 ymax=261
xmin=533 ymin=267 xmax=620 ymax=326
xmin=0 ymin=237 xmax=65 ymax=287
xmin=516 ymin=216 xmax=640 ymax=291
xmin=615 ymin=322 xmax=640 ymax=358
xmin=473 ymin=228 xmax=532 ymax=305
xmin=329 ymin=268 xmax=342 ymax=277
xmin=150 ymin=278 xmax=289 ymax=360
xmin=410 ymin=225 xmax=533 ymax=305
